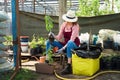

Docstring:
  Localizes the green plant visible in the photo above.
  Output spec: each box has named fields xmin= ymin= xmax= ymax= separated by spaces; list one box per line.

xmin=45 ymin=15 xmax=54 ymax=32
xmin=46 ymin=48 xmax=54 ymax=64
xmin=14 ymin=69 xmax=38 ymax=80
xmin=29 ymin=34 xmax=47 ymax=56
xmin=76 ymin=0 xmax=115 ymax=17
xmin=44 ymin=15 xmax=54 ymax=63
xmin=0 ymin=69 xmax=38 ymax=80
xmin=29 ymin=34 xmax=38 ymax=48
xmin=3 ymin=35 xmax=13 ymax=46
xmin=37 ymin=37 xmax=46 ymax=49
xmin=29 ymin=34 xmax=46 ymax=48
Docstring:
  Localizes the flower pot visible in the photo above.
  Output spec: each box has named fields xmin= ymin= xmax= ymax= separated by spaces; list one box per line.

xmin=100 ymin=56 xmax=112 ymax=70
xmin=20 ymin=36 xmax=29 ymax=53
xmin=30 ymin=45 xmax=43 ymax=56
xmin=30 ymin=48 xmax=36 ymax=55
xmin=21 ymin=45 xmax=28 ymax=53
xmin=20 ymin=36 xmax=29 ymax=42
xmin=53 ymin=47 xmax=58 ymax=53
xmin=116 ymin=56 xmax=120 ymax=70
xmin=103 ymin=40 xmax=114 ymax=49
xmin=39 ymin=56 xmax=46 ymax=63
xmin=32 ymin=56 xmax=46 ymax=63
xmin=8 ymin=45 xmax=13 ymax=50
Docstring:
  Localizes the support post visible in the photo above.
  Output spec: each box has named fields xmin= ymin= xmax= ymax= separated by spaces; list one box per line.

xmin=11 ymin=0 xmax=21 ymax=68
xmin=58 ymin=0 xmax=67 ymax=29
xmin=33 ymin=0 xmax=36 ymax=13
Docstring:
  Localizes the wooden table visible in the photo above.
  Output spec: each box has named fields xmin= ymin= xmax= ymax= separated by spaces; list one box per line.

xmin=7 ymin=50 xmax=42 ymax=57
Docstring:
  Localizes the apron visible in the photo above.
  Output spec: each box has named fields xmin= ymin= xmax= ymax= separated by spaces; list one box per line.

xmin=61 ymin=26 xmax=80 ymax=46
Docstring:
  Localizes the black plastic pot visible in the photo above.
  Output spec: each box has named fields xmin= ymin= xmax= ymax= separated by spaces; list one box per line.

xmin=8 ymin=45 xmax=13 ymax=50
xmin=100 ymin=55 xmax=120 ymax=70
xmin=30 ymin=48 xmax=37 ymax=55
xmin=100 ymin=57 xmax=105 ymax=70
xmin=113 ymin=43 xmax=120 ymax=51
xmin=36 ymin=44 xmax=43 ymax=53
xmin=103 ymin=40 xmax=114 ymax=49
xmin=116 ymin=56 xmax=120 ymax=70
xmin=111 ymin=56 xmax=117 ymax=70
xmin=30 ymin=45 xmax=43 ymax=56
xmin=100 ymin=56 xmax=112 ymax=70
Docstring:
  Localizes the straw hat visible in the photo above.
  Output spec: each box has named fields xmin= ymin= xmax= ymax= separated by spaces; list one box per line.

xmin=62 ymin=10 xmax=78 ymax=22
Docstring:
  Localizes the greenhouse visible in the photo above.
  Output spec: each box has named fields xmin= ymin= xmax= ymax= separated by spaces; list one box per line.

xmin=0 ymin=0 xmax=120 ymax=80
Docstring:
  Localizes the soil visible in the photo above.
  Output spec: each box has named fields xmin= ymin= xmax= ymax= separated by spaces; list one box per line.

xmin=9 ymin=49 xmax=120 ymax=80
xmin=22 ymin=63 xmax=120 ymax=80
xmin=21 ymin=49 xmax=120 ymax=80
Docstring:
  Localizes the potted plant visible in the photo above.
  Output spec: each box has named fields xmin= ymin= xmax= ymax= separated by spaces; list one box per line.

xmin=45 ymin=15 xmax=55 ymax=42
xmin=3 ymin=35 xmax=13 ymax=50
xmin=45 ymin=15 xmax=54 ymax=32
xmin=44 ymin=15 xmax=55 ymax=63
xmin=29 ymin=34 xmax=45 ymax=56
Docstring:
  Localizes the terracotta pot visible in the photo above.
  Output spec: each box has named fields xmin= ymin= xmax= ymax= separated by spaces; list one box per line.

xmin=39 ymin=56 xmax=46 ymax=63
xmin=53 ymin=47 xmax=58 ymax=53
xmin=32 ymin=56 xmax=46 ymax=63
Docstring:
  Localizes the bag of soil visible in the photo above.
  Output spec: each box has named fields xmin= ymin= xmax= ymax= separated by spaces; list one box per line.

xmin=72 ymin=43 xmax=102 ymax=59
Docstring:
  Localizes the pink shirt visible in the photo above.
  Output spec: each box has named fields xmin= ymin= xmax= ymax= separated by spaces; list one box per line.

xmin=55 ymin=22 xmax=80 ymax=42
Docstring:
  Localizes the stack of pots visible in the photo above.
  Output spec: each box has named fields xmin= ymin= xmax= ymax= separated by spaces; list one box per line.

xmin=20 ymin=36 xmax=29 ymax=53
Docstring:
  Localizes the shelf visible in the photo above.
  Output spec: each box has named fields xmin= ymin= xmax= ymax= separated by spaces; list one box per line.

xmin=7 ymin=50 xmax=42 ymax=57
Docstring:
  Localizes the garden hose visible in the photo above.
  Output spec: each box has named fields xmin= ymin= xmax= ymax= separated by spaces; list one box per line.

xmin=21 ymin=58 xmax=29 ymax=63
xmin=54 ymin=70 xmax=120 ymax=80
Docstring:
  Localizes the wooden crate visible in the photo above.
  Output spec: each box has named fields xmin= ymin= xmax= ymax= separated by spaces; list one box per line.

xmin=35 ymin=63 xmax=55 ymax=74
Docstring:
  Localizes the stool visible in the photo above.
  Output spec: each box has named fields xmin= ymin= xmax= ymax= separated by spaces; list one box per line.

xmin=60 ymin=52 xmax=66 ymax=68
xmin=53 ymin=52 xmax=66 ymax=69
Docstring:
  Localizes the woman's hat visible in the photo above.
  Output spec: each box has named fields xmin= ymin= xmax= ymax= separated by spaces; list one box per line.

xmin=62 ymin=10 xmax=78 ymax=22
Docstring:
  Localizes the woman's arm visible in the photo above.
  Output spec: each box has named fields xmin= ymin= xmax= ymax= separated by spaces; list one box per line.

xmin=70 ymin=24 xmax=80 ymax=41
xmin=55 ymin=22 xmax=66 ymax=41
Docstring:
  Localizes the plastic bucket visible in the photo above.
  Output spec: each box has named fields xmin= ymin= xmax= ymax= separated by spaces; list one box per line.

xmin=20 ymin=36 xmax=29 ymax=42
xmin=20 ymin=36 xmax=29 ymax=53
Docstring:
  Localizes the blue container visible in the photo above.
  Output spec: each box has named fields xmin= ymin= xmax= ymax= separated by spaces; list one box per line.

xmin=20 ymin=36 xmax=29 ymax=53
xmin=20 ymin=36 xmax=29 ymax=42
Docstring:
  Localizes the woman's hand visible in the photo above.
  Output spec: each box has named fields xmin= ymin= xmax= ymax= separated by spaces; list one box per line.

xmin=48 ymin=32 xmax=55 ymax=38
xmin=48 ymin=32 xmax=55 ymax=42
xmin=56 ymin=48 xmax=64 ymax=54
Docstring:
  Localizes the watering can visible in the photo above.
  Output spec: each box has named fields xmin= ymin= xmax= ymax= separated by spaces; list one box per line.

xmin=32 ymin=56 xmax=46 ymax=63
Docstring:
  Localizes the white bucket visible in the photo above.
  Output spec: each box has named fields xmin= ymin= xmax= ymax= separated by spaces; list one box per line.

xmin=21 ymin=45 xmax=28 ymax=53
xmin=20 ymin=36 xmax=29 ymax=53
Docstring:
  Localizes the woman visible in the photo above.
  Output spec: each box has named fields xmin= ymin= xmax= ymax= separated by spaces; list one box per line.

xmin=46 ymin=10 xmax=80 ymax=74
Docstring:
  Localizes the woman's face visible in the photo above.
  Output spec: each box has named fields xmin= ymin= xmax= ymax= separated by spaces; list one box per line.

xmin=67 ymin=22 xmax=73 ymax=24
